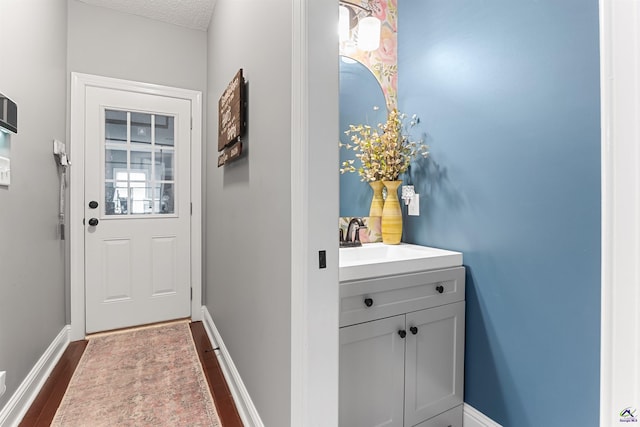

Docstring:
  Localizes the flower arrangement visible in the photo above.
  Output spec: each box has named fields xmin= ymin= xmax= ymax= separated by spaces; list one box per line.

xmin=339 ymin=109 xmax=428 ymax=182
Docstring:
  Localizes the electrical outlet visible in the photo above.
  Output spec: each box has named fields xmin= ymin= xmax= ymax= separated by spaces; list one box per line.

xmin=408 ymin=194 xmax=420 ymax=216
xmin=0 ymin=371 xmax=6 ymax=397
xmin=401 ymin=185 xmax=415 ymax=205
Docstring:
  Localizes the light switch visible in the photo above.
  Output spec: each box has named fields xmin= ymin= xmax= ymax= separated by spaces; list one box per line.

xmin=0 ymin=156 xmax=10 ymax=186
xmin=408 ymin=194 xmax=420 ymax=216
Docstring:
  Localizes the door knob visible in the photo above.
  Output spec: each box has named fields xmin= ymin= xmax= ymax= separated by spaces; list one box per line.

xmin=398 ymin=330 xmax=407 ymax=339
xmin=89 ymin=201 xmax=99 ymax=209
xmin=364 ymin=298 xmax=374 ymax=307
xmin=410 ymin=326 xmax=418 ymax=335
xmin=88 ymin=218 xmax=99 ymax=226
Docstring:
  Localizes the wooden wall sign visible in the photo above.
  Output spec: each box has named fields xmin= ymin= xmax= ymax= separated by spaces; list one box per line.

xmin=218 ymin=69 xmax=247 ymax=167
xmin=216 ymin=140 xmax=243 ymax=167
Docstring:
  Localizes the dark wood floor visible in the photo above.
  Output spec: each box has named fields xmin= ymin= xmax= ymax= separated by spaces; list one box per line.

xmin=19 ymin=340 xmax=87 ymax=426
xmin=190 ymin=322 xmax=244 ymax=427
xmin=19 ymin=321 xmax=243 ymax=427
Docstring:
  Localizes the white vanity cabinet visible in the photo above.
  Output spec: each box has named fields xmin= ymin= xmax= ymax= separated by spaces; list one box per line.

xmin=339 ymin=266 xmax=465 ymax=427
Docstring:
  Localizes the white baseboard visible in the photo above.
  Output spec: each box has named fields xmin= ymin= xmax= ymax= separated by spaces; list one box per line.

xmin=201 ymin=306 xmax=264 ymax=427
xmin=0 ymin=325 xmax=71 ymax=427
xmin=464 ymin=403 xmax=502 ymax=427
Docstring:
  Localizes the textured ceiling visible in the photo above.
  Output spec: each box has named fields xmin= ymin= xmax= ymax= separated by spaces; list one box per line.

xmin=77 ymin=0 xmax=216 ymax=31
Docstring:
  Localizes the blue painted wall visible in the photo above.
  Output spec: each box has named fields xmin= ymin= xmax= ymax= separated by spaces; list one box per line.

xmin=397 ymin=1 xmax=601 ymax=426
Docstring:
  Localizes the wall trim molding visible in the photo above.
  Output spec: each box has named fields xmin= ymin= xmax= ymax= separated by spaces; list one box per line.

xmin=0 ymin=326 xmax=70 ymax=427
xmin=201 ymin=307 xmax=264 ymax=427
xmin=69 ymin=72 xmax=203 ymax=340
xmin=463 ymin=404 xmax=502 ymax=427
xmin=290 ymin=0 xmax=340 ymax=425
xmin=290 ymin=0 xmax=310 ymax=424
xmin=599 ymin=1 xmax=640 ymax=425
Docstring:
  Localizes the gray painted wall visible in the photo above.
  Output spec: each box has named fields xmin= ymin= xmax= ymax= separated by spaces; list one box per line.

xmin=0 ymin=0 xmax=208 ymax=410
xmin=66 ymin=0 xmax=208 ymax=320
xmin=206 ymin=1 xmax=293 ymax=425
xmin=67 ymin=0 xmax=208 ymax=92
xmin=0 ymin=0 xmax=68 ymax=408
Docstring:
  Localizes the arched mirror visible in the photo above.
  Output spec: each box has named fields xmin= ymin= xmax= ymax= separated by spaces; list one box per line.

xmin=339 ymin=56 xmax=387 ymax=217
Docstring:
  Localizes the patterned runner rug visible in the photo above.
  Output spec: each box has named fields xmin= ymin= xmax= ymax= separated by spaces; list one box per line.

xmin=52 ymin=321 xmax=220 ymax=426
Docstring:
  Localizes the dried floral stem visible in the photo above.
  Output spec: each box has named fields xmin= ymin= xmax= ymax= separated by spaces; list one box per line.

xmin=339 ymin=109 xmax=429 ymax=182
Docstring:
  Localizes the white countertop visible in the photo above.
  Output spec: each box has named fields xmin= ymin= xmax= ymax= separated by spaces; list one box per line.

xmin=339 ymin=242 xmax=463 ymax=282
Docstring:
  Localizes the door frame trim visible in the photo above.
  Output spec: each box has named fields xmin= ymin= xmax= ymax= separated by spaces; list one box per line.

xmin=600 ymin=0 xmax=640 ymax=424
xmin=290 ymin=0 xmax=340 ymax=424
xmin=69 ymin=72 xmax=203 ymax=341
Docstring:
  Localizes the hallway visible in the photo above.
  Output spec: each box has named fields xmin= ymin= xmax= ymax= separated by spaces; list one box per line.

xmin=19 ymin=322 xmax=242 ymax=427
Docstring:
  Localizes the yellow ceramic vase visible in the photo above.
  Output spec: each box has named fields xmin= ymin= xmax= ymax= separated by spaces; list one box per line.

xmin=369 ymin=181 xmax=384 ymax=218
xmin=381 ymin=180 xmax=403 ymax=244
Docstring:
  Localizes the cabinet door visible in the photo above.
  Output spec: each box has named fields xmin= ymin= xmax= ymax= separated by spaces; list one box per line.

xmin=404 ymin=302 xmax=465 ymax=426
xmin=340 ymin=315 xmax=406 ymax=427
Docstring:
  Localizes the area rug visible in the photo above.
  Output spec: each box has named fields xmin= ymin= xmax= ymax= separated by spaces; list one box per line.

xmin=51 ymin=321 xmax=220 ymax=427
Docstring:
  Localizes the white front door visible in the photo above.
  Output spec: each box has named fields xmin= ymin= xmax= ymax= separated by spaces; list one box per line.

xmin=84 ymin=86 xmax=191 ymax=334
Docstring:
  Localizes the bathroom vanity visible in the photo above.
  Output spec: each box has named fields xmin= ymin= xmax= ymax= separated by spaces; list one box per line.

xmin=339 ymin=243 xmax=465 ymax=427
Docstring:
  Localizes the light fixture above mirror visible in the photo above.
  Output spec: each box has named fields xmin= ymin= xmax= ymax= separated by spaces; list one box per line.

xmin=339 ymin=1 xmax=381 ymax=53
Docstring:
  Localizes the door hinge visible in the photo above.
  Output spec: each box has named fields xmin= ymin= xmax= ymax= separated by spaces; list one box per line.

xmin=190 ymin=287 xmax=193 ymax=300
xmin=190 ymin=117 xmax=193 ymax=130
xmin=190 ymin=202 xmax=193 ymax=215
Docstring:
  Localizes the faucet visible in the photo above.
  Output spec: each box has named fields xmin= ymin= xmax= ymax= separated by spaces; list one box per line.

xmin=341 ymin=218 xmax=366 ymax=247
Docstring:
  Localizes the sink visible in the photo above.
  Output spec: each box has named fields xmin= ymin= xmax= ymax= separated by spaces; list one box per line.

xmin=339 ymin=243 xmax=463 ymax=281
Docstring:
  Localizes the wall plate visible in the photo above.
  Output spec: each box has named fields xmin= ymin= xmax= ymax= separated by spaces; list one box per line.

xmin=0 ymin=156 xmax=10 ymax=186
xmin=408 ymin=194 xmax=420 ymax=216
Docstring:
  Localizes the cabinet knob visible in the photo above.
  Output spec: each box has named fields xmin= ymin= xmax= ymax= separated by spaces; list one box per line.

xmin=398 ymin=330 xmax=407 ymax=339
xmin=435 ymin=285 xmax=444 ymax=294
xmin=410 ymin=326 xmax=418 ymax=335
xmin=364 ymin=298 xmax=374 ymax=307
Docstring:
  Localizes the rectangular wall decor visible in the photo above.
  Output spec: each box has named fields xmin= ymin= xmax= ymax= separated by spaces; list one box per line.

xmin=217 ymin=69 xmax=247 ymax=167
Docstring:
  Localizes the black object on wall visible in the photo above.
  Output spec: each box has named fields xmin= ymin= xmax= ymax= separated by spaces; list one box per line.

xmin=0 ymin=93 xmax=17 ymax=134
